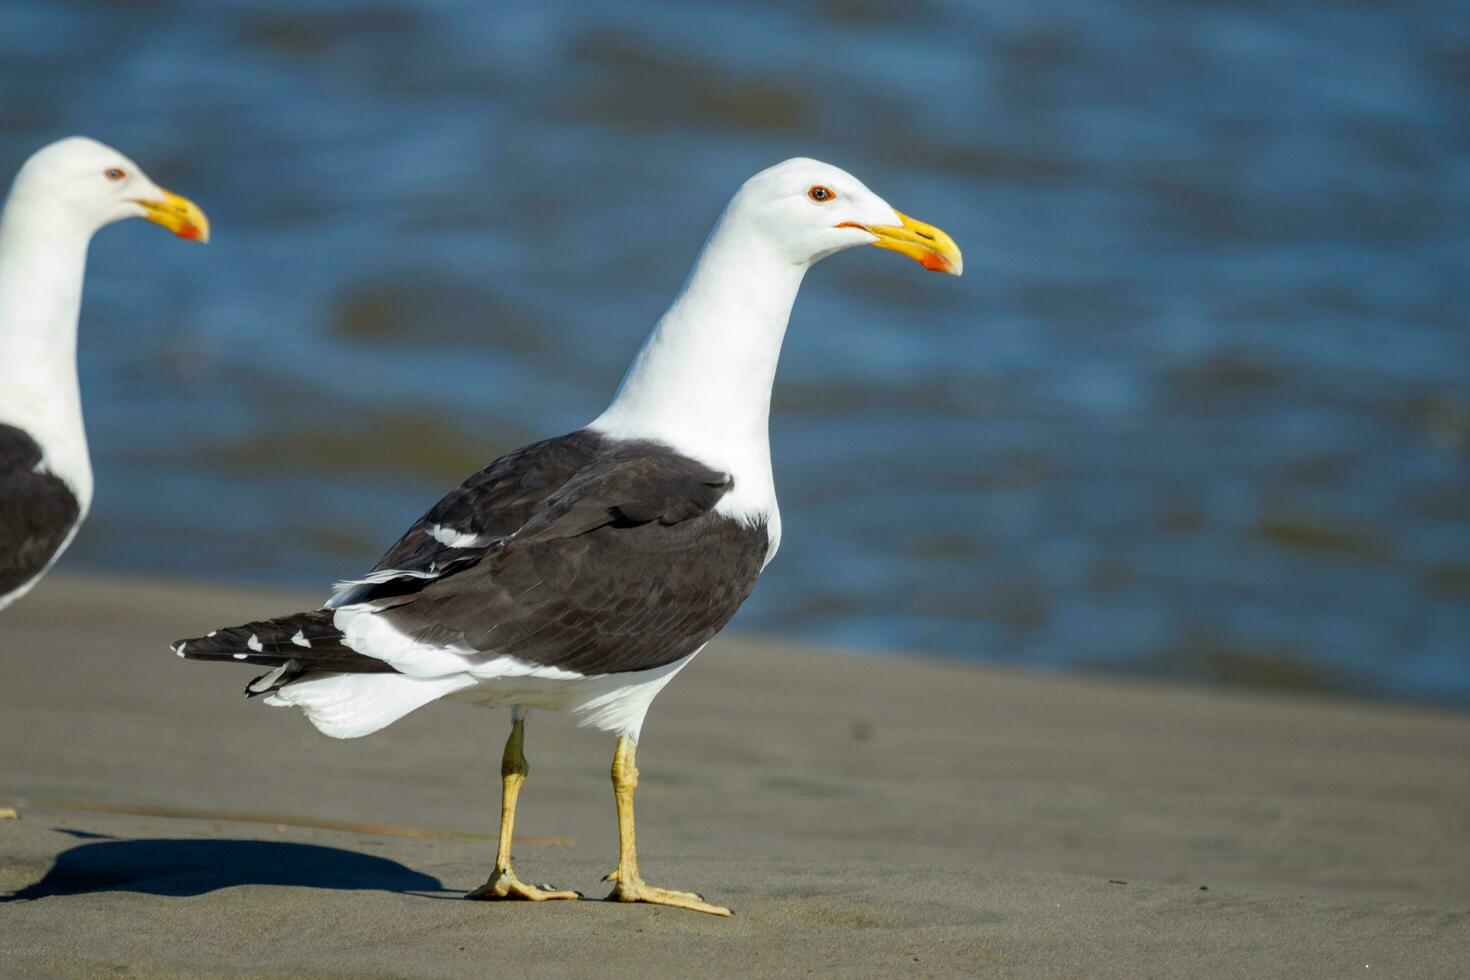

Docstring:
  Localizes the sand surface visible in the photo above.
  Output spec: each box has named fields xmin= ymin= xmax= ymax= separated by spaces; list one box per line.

xmin=2 ymin=574 xmax=1467 ymax=977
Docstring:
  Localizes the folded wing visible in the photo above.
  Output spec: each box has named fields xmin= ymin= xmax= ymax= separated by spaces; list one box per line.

xmin=334 ymin=432 xmax=765 ymax=677
xmin=179 ymin=430 xmax=770 ymax=686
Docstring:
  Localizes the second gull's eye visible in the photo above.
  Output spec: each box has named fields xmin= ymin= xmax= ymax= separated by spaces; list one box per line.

xmin=807 ymin=185 xmax=835 ymax=203
xmin=104 ymin=168 xmax=126 ymax=181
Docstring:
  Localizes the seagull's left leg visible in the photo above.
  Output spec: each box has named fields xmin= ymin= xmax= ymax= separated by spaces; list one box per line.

xmin=467 ymin=710 xmax=579 ymax=902
xmin=603 ymin=734 xmax=731 ymax=916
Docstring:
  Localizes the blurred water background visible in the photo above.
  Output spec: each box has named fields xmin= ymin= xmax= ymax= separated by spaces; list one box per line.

xmin=2 ymin=0 xmax=1467 ymax=707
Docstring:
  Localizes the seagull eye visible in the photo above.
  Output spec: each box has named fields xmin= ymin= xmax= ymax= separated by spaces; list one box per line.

xmin=807 ymin=185 xmax=835 ymax=203
xmin=104 ymin=168 xmax=126 ymax=182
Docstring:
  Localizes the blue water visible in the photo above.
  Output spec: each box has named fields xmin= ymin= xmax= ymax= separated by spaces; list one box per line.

xmin=3 ymin=0 xmax=1468 ymax=706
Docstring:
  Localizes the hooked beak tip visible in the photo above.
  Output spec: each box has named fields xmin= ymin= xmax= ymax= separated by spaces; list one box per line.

xmin=844 ymin=212 xmax=962 ymax=277
xmin=136 ymin=189 xmax=210 ymax=243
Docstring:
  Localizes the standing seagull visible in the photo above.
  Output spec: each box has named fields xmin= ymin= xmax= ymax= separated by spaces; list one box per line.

xmin=176 ymin=158 xmax=959 ymax=915
xmin=0 ymin=137 xmax=208 ymax=612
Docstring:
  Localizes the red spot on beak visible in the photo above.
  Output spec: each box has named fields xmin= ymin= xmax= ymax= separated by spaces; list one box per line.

xmin=175 ymin=223 xmax=202 ymax=241
xmin=920 ymin=252 xmax=951 ymax=273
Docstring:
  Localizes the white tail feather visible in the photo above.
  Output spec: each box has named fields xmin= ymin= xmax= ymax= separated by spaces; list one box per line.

xmin=264 ymin=672 xmax=477 ymax=739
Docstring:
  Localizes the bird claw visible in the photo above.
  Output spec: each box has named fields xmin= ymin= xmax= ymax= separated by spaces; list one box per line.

xmin=466 ymin=868 xmax=580 ymax=902
xmin=606 ymin=876 xmax=731 ymax=916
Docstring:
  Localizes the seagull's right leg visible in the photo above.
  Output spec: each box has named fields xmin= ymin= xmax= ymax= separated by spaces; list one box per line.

xmin=467 ymin=710 xmax=579 ymax=902
xmin=602 ymin=734 xmax=731 ymax=915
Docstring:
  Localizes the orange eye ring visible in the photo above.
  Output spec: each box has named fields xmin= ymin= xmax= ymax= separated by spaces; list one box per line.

xmin=807 ymin=185 xmax=835 ymax=203
xmin=104 ymin=167 xmax=126 ymax=181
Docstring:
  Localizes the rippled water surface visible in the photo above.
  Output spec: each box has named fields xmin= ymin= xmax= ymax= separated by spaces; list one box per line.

xmin=3 ymin=0 xmax=1468 ymax=705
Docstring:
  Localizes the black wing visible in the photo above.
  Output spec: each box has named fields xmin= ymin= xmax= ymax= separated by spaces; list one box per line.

xmin=0 ymin=424 xmax=80 ymax=599
xmin=346 ymin=435 xmax=768 ymax=675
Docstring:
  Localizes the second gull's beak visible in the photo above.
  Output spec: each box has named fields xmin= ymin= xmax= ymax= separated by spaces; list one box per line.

xmin=134 ymin=189 xmax=209 ymax=243
xmin=841 ymin=211 xmax=961 ymax=276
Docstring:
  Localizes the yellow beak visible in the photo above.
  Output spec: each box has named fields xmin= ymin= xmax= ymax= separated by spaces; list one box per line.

xmin=135 ymin=189 xmax=209 ymax=243
xmin=843 ymin=211 xmax=962 ymax=276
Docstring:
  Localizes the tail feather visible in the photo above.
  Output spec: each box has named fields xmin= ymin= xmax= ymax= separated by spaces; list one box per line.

xmin=173 ymin=609 xmax=397 ymax=697
xmin=263 ymin=672 xmax=478 ymax=738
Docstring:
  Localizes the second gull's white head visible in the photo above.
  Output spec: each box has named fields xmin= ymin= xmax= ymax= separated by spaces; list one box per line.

xmin=5 ymin=136 xmax=209 ymax=242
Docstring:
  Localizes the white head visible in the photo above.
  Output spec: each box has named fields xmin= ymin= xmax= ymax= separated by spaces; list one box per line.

xmin=592 ymin=157 xmax=963 ymax=527
xmin=717 ymin=157 xmax=961 ymax=275
xmin=5 ymin=136 xmax=208 ymax=242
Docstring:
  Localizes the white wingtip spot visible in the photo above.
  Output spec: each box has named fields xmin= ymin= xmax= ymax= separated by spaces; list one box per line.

xmin=172 ymin=641 xmax=186 ymax=657
xmin=233 ymin=652 xmax=248 ymax=660
xmin=207 ymin=630 xmax=218 ymax=637
xmin=247 ymin=634 xmax=264 ymax=652
xmin=291 ymin=630 xmax=311 ymax=648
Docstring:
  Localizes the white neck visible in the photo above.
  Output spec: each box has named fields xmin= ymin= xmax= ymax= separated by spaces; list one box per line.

xmin=0 ymin=193 xmax=94 ymax=507
xmin=590 ymin=208 xmax=806 ymax=526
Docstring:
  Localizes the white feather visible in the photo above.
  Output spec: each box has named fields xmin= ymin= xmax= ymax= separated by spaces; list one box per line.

xmin=427 ymin=523 xmax=484 ymax=548
xmin=332 ymin=606 xmax=475 ymax=676
xmin=264 ymin=672 xmax=479 ymax=739
xmin=247 ymin=662 xmax=295 ymax=694
xmin=265 ymin=651 xmax=699 ymax=741
xmin=325 ymin=567 xmax=442 ymax=609
xmin=332 ymin=605 xmax=584 ymax=680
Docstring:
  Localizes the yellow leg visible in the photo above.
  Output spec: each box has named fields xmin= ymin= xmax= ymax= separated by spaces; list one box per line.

xmin=467 ymin=715 xmax=579 ymax=902
xmin=603 ymin=735 xmax=731 ymax=916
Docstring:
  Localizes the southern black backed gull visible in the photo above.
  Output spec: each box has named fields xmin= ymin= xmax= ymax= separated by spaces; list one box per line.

xmin=0 ymin=137 xmax=207 ymax=612
xmin=176 ymin=157 xmax=960 ymax=915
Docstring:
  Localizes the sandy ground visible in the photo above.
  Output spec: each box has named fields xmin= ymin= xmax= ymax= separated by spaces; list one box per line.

xmin=1 ymin=574 xmax=1468 ymax=978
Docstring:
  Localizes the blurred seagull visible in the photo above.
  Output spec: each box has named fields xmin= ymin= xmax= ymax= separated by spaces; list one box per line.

xmin=0 ymin=137 xmax=207 ymax=613
xmin=176 ymin=158 xmax=959 ymax=915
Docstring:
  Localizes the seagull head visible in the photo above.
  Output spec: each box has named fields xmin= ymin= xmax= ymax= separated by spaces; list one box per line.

xmin=724 ymin=157 xmax=961 ymax=276
xmin=8 ymin=136 xmax=209 ymax=243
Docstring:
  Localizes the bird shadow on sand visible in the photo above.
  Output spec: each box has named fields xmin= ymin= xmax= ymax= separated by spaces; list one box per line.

xmin=1 ymin=831 xmax=457 ymax=902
